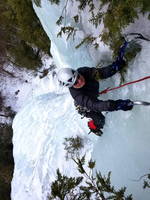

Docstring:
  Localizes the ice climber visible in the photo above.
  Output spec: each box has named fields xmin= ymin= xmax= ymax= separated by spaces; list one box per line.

xmin=57 ymin=41 xmax=134 ymax=136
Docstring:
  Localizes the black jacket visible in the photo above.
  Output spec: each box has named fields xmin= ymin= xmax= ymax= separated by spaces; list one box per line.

xmin=69 ymin=65 xmax=123 ymax=112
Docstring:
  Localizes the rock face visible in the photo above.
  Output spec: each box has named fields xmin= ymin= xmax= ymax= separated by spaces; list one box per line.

xmin=0 ymin=124 xmax=14 ymax=200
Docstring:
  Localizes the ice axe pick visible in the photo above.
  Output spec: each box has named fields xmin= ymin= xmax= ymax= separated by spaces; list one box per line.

xmin=133 ymin=101 xmax=150 ymax=106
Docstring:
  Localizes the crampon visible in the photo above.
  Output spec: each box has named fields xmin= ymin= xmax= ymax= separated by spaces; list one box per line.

xmin=88 ymin=120 xmax=103 ymax=136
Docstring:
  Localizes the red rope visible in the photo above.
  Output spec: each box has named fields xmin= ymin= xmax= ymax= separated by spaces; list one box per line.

xmin=99 ymin=75 xmax=150 ymax=95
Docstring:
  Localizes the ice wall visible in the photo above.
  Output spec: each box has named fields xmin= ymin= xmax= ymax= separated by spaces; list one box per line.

xmin=32 ymin=0 xmax=111 ymax=69
xmin=93 ymin=41 xmax=150 ymax=199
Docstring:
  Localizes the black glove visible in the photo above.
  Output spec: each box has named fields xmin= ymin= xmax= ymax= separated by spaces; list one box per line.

xmin=115 ymin=99 xmax=134 ymax=111
xmin=111 ymin=59 xmax=126 ymax=72
xmin=111 ymin=41 xmax=128 ymax=71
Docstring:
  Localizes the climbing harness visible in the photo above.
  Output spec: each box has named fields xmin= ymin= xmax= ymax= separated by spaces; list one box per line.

xmin=74 ymin=102 xmax=91 ymax=119
xmin=99 ymin=75 xmax=150 ymax=95
xmin=75 ymin=102 xmax=103 ymax=136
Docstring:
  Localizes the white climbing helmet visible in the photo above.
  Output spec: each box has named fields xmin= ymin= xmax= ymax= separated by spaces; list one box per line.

xmin=57 ymin=68 xmax=78 ymax=87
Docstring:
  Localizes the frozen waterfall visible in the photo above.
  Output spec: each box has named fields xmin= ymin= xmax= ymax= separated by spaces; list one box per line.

xmin=11 ymin=0 xmax=150 ymax=200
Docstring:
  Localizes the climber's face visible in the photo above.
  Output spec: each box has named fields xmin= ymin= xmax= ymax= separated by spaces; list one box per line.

xmin=73 ymin=74 xmax=85 ymax=88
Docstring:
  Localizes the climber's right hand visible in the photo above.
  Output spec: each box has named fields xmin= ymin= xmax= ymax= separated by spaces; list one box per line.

xmin=114 ymin=99 xmax=134 ymax=111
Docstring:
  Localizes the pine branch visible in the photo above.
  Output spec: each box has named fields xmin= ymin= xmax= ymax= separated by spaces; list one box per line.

xmin=57 ymin=26 xmax=77 ymax=40
xmin=56 ymin=16 xmax=64 ymax=26
xmin=1 ymin=68 xmax=16 ymax=78
xmin=0 ymin=55 xmax=24 ymax=70
xmin=73 ymin=156 xmax=106 ymax=199
xmin=56 ymin=0 xmax=69 ymax=26
xmin=75 ymin=35 xmax=97 ymax=49
xmin=89 ymin=11 xmax=103 ymax=28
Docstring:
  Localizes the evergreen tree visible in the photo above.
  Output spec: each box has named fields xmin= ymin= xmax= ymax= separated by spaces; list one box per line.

xmin=44 ymin=0 xmax=150 ymax=58
xmin=48 ymin=155 xmax=133 ymax=200
xmin=0 ymin=123 xmax=14 ymax=200
xmin=6 ymin=0 xmax=50 ymax=53
xmin=48 ymin=137 xmax=133 ymax=199
xmin=8 ymin=40 xmax=42 ymax=70
xmin=63 ymin=136 xmax=84 ymax=160
xmin=0 ymin=0 xmax=50 ymax=70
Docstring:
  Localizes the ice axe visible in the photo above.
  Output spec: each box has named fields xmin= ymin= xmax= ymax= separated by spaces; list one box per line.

xmin=133 ymin=101 xmax=150 ymax=106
